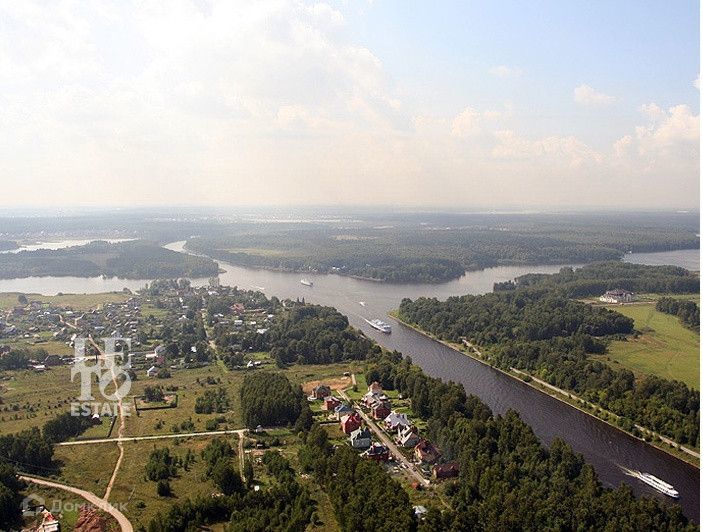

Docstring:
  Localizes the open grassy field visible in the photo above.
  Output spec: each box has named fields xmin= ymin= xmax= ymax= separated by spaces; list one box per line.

xmin=108 ymin=437 xmax=234 ymax=529
xmin=0 ymin=366 xmax=79 ymax=435
xmin=124 ymin=366 xmax=245 ymax=437
xmin=602 ymin=303 xmax=699 ymax=388
xmin=54 ymin=443 xmax=120 ymax=496
xmin=0 ymin=291 xmax=131 ymax=311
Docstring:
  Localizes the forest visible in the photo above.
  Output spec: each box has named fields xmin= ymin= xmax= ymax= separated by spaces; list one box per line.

xmin=656 ymin=297 xmax=700 ymax=330
xmin=239 ymin=372 xmax=312 ymax=430
xmin=262 ymin=303 xmax=380 ymax=366
xmin=364 ymin=352 xmax=694 ymax=531
xmin=0 ymin=240 xmax=219 ymax=279
xmin=184 ymin=212 xmax=699 ymax=283
xmin=498 ymin=262 xmax=700 ymax=296
xmin=398 ymin=288 xmax=700 ymax=446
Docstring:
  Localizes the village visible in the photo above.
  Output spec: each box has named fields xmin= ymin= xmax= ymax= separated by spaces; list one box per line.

xmin=308 ymin=378 xmax=458 ymax=487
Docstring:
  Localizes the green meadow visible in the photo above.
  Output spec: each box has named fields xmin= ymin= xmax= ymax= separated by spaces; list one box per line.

xmin=603 ymin=303 xmax=699 ymax=389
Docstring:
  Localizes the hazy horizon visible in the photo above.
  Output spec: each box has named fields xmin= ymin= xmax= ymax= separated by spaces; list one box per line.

xmin=0 ymin=1 xmax=699 ymax=209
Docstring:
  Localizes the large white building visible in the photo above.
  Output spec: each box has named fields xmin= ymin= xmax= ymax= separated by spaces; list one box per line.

xmin=599 ymin=289 xmax=636 ymax=304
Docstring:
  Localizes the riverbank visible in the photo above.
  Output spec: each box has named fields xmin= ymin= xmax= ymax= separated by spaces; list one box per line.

xmin=388 ymin=312 xmax=700 ymax=468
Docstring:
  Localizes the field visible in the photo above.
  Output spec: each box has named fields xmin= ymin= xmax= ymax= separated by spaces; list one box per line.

xmin=602 ymin=303 xmax=699 ymax=388
xmin=0 ymin=292 xmax=131 ymax=311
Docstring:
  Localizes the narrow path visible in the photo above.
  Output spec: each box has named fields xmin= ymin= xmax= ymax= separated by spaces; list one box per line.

xmin=20 ymin=475 xmax=133 ymax=532
xmin=57 ymin=428 xmax=247 ymax=446
xmin=238 ymin=430 xmax=246 ymax=480
xmin=88 ymin=336 xmax=126 ymax=502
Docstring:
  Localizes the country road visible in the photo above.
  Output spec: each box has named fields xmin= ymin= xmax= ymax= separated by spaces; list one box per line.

xmin=20 ymin=475 xmax=133 ymax=532
xmin=88 ymin=336 xmax=126 ymax=502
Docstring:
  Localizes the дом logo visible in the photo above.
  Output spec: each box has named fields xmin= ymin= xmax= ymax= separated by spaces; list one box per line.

xmin=70 ymin=337 xmax=132 ymax=417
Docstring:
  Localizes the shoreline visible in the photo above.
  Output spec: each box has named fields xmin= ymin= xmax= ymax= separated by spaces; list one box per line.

xmin=388 ymin=312 xmax=700 ymax=469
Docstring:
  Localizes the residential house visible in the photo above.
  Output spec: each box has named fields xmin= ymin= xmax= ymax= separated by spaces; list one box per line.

xmin=349 ymin=427 xmax=372 ymax=449
xmin=384 ymin=411 xmax=410 ymax=432
xmin=368 ymin=381 xmax=383 ymax=395
xmin=146 ymin=365 xmax=159 ymax=378
xmin=432 ymin=462 xmax=460 ymax=480
xmin=312 ymin=384 xmax=331 ymax=400
xmin=396 ymin=426 xmax=421 ymax=448
xmin=414 ymin=440 xmax=441 ymax=464
xmin=334 ymin=403 xmax=353 ymax=420
xmin=362 ymin=442 xmax=390 ymax=461
xmin=371 ymin=401 xmax=391 ymax=420
xmin=340 ymin=412 xmax=362 ymax=434
xmin=322 ymin=395 xmax=342 ymax=412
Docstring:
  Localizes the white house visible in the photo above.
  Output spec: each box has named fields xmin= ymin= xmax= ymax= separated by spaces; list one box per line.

xmin=599 ymin=289 xmax=636 ymax=304
xmin=384 ymin=411 xmax=411 ymax=432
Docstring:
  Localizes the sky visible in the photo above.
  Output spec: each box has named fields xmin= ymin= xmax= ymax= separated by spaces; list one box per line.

xmin=0 ymin=0 xmax=699 ymax=210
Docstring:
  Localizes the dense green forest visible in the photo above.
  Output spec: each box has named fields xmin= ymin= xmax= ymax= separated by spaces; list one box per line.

xmin=263 ymin=304 xmax=380 ymax=365
xmin=239 ymin=372 xmax=312 ymax=430
xmin=0 ymin=460 xmax=24 ymax=530
xmin=365 ymin=352 xmax=694 ymax=531
xmin=0 ymin=240 xmax=218 ymax=279
xmin=185 ymin=214 xmax=699 ymax=283
xmin=398 ymin=287 xmax=700 ymax=446
xmin=497 ymin=262 xmax=699 ymax=296
xmin=656 ymin=297 xmax=700 ymax=330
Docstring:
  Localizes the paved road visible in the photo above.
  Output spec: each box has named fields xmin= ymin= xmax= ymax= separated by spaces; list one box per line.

xmin=338 ymin=389 xmax=429 ymax=486
xmin=20 ymin=475 xmax=133 ymax=532
xmin=57 ymin=428 xmax=247 ymax=446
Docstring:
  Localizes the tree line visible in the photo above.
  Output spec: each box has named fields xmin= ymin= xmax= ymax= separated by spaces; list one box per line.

xmin=239 ymin=372 xmax=312 ymax=430
xmin=185 ymin=215 xmax=699 ymax=283
xmin=656 ymin=297 xmax=700 ymax=330
xmin=398 ymin=289 xmax=699 ymax=446
xmin=497 ymin=262 xmax=699 ymax=297
xmin=263 ymin=303 xmax=380 ymax=366
xmin=364 ymin=352 xmax=694 ymax=531
xmin=0 ymin=240 xmax=219 ymax=279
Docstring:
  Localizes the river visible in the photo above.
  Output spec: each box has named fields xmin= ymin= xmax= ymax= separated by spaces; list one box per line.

xmin=0 ymin=241 xmax=698 ymax=519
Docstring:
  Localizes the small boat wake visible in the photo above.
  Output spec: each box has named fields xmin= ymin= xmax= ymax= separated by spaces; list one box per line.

xmin=619 ymin=465 xmax=679 ymax=498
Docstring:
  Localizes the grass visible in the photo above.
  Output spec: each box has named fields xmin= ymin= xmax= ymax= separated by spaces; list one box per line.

xmin=54 ymin=443 xmax=120 ymax=496
xmin=123 ymin=366 xmax=245 ymax=437
xmin=0 ymin=292 xmax=131 ymax=311
xmin=108 ymin=437 xmax=232 ymax=529
xmin=0 ymin=366 xmax=79 ymax=435
xmin=602 ymin=303 xmax=699 ymax=388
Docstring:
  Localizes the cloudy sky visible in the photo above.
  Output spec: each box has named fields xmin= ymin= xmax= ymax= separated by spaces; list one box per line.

xmin=0 ymin=0 xmax=699 ymax=209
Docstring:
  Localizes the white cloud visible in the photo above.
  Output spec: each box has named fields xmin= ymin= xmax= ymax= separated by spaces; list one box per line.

xmin=613 ymin=104 xmax=699 ymax=178
xmin=492 ymin=130 xmax=602 ymax=168
xmin=489 ymin=65 xmax=522 ymax=78
xmin=450 ymin=105 xmax=509 ymax=137
xmin=573 ymin=84 xmax=615 ymax=106
xmin=0 ymin=1 xmax=696 ymax=210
